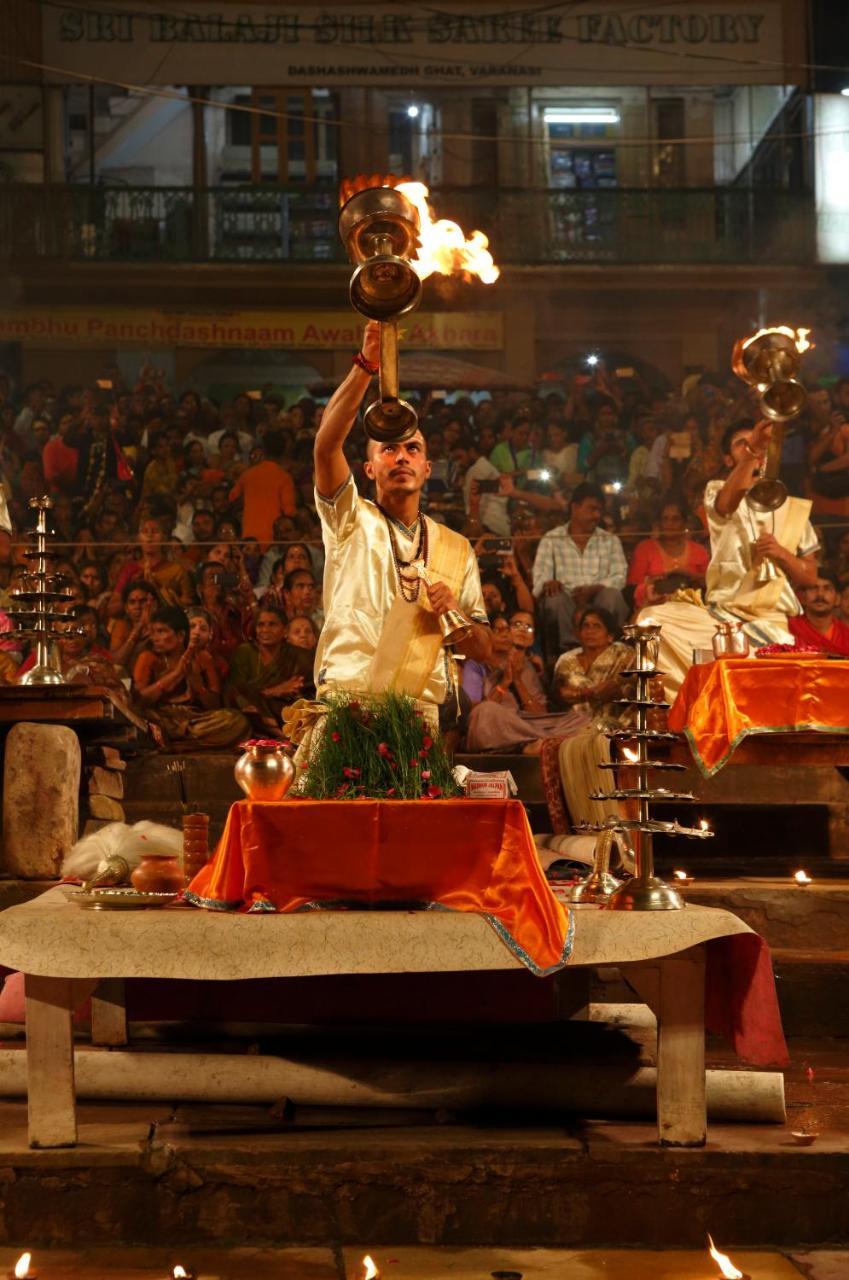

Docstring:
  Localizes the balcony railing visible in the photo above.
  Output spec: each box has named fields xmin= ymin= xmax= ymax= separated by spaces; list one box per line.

xmin=0 ymin=183 xmax=816 ymax=267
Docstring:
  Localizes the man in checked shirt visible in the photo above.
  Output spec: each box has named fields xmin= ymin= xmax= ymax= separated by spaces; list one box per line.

xmin=531 ymin=482 xmax=629 ymax=665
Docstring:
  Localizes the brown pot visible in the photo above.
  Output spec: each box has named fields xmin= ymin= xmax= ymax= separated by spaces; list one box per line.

xmin=131 ymin=855 xmax=184 ymax=895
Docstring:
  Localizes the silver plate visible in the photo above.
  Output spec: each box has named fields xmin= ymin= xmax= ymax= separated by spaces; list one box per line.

xmin=64 ymin=886 xmax=181 ymax=910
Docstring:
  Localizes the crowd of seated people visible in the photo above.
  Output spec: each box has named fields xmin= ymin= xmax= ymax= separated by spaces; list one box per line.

xmin=2 ymin=355 xmax=849 ymax=751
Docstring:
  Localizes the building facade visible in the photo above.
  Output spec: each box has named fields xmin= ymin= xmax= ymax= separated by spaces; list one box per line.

xmin=0 ymin=0 xmax=845 ymax=396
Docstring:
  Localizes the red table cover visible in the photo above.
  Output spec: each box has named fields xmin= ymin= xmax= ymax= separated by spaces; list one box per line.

xmin=186 ymin=798 xmax=574 ymax=976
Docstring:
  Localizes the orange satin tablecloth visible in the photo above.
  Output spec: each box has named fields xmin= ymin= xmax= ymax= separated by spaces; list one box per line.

xmin=185 ymin=799 xmax=573 ymax=977
xmin=668 ymin=655 xmax=849 ymax=776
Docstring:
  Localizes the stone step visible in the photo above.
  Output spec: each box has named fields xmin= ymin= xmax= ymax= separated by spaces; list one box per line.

xmin=0 ymin=1039 xmax=846 ymax=1250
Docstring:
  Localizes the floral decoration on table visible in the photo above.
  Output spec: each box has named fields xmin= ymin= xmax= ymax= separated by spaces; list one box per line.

xmin=754 ymin=642 xmax=822 ymax=657
xmin=298 ymin=691 xmax=461 ymax=800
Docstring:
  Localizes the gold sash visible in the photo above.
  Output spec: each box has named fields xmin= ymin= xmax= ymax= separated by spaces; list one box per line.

xmin=368 ymin=519 xmax=470 ymax=699
xmin=731 ymin=495 xmax=811 ymax=619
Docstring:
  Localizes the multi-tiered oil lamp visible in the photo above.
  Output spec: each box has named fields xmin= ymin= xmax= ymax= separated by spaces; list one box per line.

xmin=6 ymin=496 xmax=79 ymax=686
xmin=577 ymin=621 xmax=713 ymax=910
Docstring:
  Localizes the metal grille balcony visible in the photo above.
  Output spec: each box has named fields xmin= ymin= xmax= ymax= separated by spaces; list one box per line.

xmin=0 ymin=183 xmax=816 ymax=267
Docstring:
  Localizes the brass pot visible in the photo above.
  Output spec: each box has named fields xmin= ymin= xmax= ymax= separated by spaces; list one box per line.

xmin=234 ymin=740 xmax=295 ymax=802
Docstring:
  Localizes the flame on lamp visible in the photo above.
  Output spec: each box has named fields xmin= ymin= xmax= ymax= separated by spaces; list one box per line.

xmin=673 ymin=870 xmax=689 ymax=881
xmin=741 ymin=325 xmax=814 ymax=357
xmin=707 ymin=1234 xmax=745 ymax=1279
xmin=396 ymin=181 xmax=499 ymax=284
xmin=172 ymin=1268 xmax=190 ymax=1279
xmin=362 ymin=1256 xmax=380 ymax=1280
xmin=699 ymin=818 xmax=710 ymax=832
xmin=13 ymin=1255 xmax=32 ymax=1280
xmin=794 ymin=869 xmax=812 ymax=885
xmin=622 ymin=745 xmax=640 ymax=763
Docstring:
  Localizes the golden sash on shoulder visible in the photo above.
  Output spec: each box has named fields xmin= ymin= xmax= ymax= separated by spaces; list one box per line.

xmin=368 ymin=519 xmax=469 ymax=699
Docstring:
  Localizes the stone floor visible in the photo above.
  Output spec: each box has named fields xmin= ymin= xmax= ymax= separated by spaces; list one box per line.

xmin=0 ymin=1245 xmax=845 ymax=1278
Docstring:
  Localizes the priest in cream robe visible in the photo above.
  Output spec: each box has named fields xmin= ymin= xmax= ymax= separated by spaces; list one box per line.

xmin=639 ymin=419 xmax=819 ymax=697
xmin=299 ymin=320 xmax=490 ymax=749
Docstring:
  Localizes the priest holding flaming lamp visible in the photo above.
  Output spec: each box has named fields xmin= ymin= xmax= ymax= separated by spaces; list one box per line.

xmin=290 ymin=177 xmax=495 ymax=768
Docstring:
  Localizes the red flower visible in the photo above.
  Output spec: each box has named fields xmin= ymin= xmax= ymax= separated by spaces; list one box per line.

xmin=409 ymin=759 xmax=419 ymax=768
xmin=386 ymin=787 xmax=396 ymax=797
xmin=418 ymin=749 xmax=427 ymax=759
xmin=422 ymin=735 xmax=433 ymax=750
xmin=331 ymin=731 xmax=341 ymax=742
xmin=421 ymin=769 xmax=431 ymax=780
xmin=377 ymin=742 xmax=392 ymax=757
xmin=342 ymin=766 xmax=361 ymax=779
xmin=427 ymin=785 xmax=443 ymax=799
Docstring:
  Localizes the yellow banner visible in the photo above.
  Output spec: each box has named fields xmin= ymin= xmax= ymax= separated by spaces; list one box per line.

xmin=0 ymin=308 xmax=503 ymax=350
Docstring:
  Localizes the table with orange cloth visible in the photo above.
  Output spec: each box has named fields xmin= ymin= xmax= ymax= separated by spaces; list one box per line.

xmin=185 ymin=798 xmax=574 ymax=977
xmin=668 ymin=655 xmax=849 ymax=777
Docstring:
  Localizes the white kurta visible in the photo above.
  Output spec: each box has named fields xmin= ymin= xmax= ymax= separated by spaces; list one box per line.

xmin=315 ymin=475 xmax=487 ymax=706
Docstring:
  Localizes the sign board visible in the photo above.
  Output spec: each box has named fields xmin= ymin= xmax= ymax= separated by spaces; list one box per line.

xmin=42 ymin=2 xmax=789 ymax=87
xmin=0 ymin=307 xmax=504 ymax=350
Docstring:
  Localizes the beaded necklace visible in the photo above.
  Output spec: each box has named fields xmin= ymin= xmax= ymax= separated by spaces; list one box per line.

xmin=379 ymin=505 xmax=428 ymax=602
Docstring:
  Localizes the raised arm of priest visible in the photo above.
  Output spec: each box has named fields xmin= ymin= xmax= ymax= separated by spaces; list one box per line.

xmin=715 ymin=420 xmax=774 ymax=517
xmin=314 ymin=320 xmax=380 ymax=497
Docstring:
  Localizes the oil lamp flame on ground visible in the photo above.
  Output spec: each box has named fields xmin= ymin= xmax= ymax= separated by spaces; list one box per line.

xmin=794 ymin=869 xmax=812 ymax=886
xmin=12 ymin=1255 xmax=35 ymax=1280
xmin=361 ymin=1255 xmax=380 ymax=1280
xmin=707 ymin=1233 xmax=748 ymax=1279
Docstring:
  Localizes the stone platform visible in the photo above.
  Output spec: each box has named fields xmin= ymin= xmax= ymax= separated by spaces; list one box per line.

xmin=0 ymin=1041 xmax=845 ymax=1251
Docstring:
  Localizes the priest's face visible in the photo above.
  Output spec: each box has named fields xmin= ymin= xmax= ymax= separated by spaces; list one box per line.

xmin=364 ymin=433 xmax=431 ymax=499
xmin=803 ymin=577 xmax=837 ymax=619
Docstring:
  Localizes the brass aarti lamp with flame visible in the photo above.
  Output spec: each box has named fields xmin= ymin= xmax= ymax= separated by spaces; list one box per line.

xmin=575 ymin=621 xmax=713 ymax=911
xmin=731 ymin=325 xmax=812 ymax=518
xmin=338 ymin=174 xmax=498 ymax=443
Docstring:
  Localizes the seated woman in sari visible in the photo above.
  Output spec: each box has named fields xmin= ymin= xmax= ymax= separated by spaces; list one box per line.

xmin=133 ymin=605 xmax=248 ymax=749
xmin=626 ymin=497 xmax=709 ymax=611
xmin=463 ymin=612 xmax=590 ymax=754
xmin=226 ymin=604 xmax=314 ymax=737
xmin=552 ymin=606 xmax=633 ymax=721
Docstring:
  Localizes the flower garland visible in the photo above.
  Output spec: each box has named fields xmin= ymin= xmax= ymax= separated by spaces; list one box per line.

xmin=299 ymin=691 xmax=460 ymax=800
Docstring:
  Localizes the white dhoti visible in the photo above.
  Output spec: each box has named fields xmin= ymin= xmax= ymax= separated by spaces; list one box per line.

xmin=637 ymin=599 xmax=793 ymax=698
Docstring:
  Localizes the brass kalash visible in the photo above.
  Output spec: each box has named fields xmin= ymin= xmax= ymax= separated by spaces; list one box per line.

xmin=338 ymin=174 xmax=499 ymax=644
xmin=731 ymin=325 xmax=812 ymax=583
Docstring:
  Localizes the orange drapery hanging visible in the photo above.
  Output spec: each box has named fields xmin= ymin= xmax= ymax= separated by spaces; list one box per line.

xmin=668 ymin=655 xmax=849 ymax=776
xmin=186 ymin=798 xmax=573 ymax=976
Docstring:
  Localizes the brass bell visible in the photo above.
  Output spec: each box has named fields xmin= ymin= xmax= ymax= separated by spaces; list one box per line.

xmin=415 ymin=564 xmax=473 ymax=647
